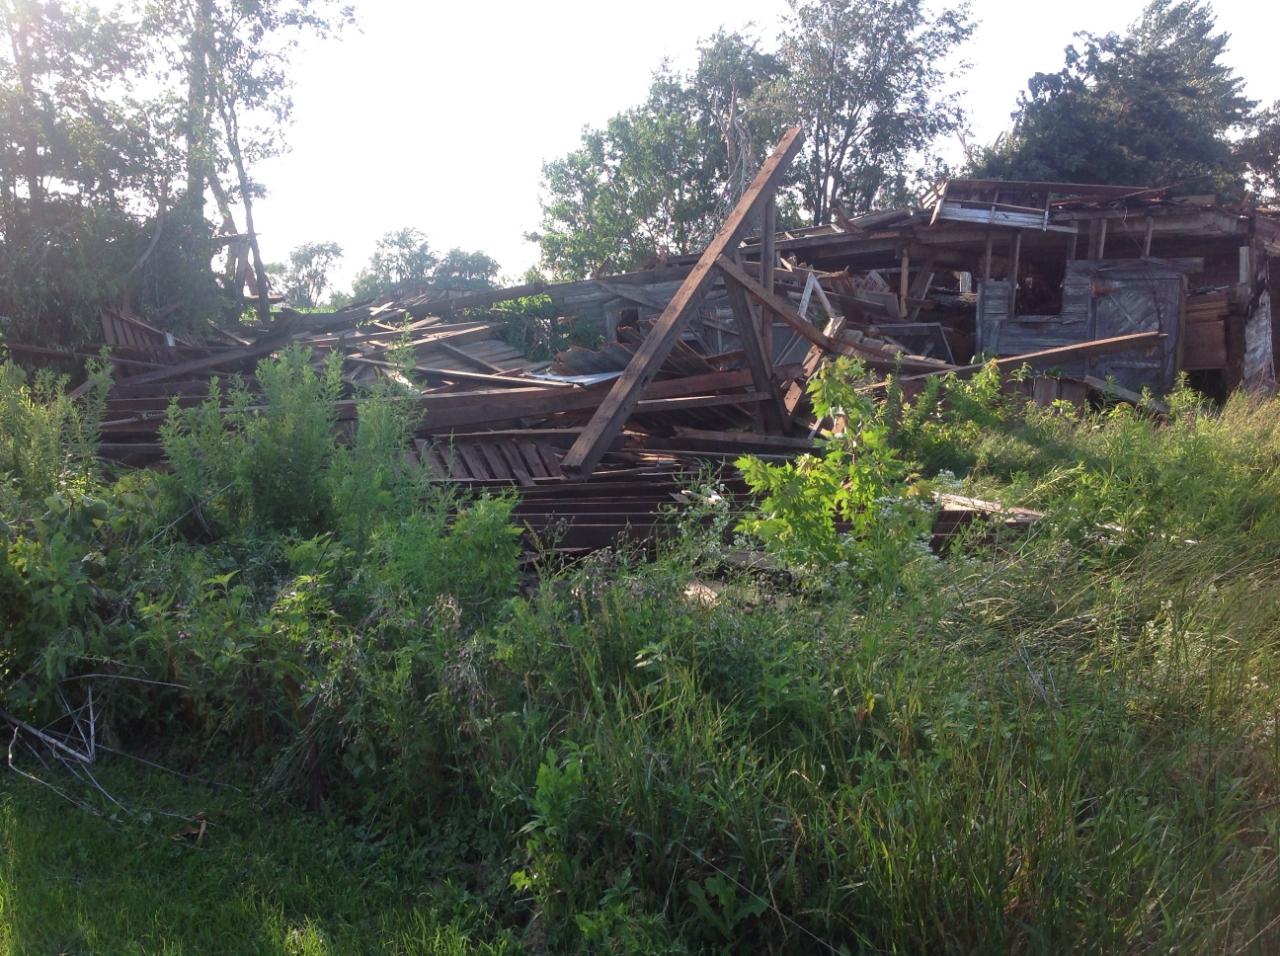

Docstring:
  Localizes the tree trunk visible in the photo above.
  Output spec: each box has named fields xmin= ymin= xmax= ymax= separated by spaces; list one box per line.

xmin=219 ymin=96 xmax=271 ymax=323
xmin=184 ymin=0 xmax=214 ymax=218
xmin=12 ymin=4 xmax=43 ymax=229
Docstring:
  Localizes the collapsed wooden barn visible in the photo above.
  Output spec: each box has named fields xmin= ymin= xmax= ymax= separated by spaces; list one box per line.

xmin=27 ymin=128 xmax=1279 ymax=555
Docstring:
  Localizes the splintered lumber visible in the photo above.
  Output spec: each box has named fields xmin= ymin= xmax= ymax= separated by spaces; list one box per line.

xmin=717 ymin=256 xmax=953 ymax=374
xmin=99 ymin=369 xmax=765 ymax=437
xmin=343 ymin=354 xmax=570 ymax=389
xmin=723 ymin=270 xmax=788 ymax=433
xmin=898 ymin=332 xmax=1167 ymax=383
xmin=0 ymin=341 xmax=166 ymax=369
xmin=561 ymin=126 xmax=804 ymax=479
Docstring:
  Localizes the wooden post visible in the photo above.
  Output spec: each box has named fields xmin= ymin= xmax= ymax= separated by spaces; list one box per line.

xmin=899 ymin=249 xmax=910 ymax=318
xmin=1008 ymin=230 xmax=1022 ymax=316
xmin=560 ymin=127 xmax=804 ymax=479
xmin=1067 ymin=228 xmax=1078 ymax=261
xmin=1143 ymin=216 xmax=1154 ymax=257
xmin=1097 ymin=218 xmax=1108 ymax=260
xmin=982 ymin=231 xmax=993 ymax=280
xmin=724 ymin=274 xmax=788 ymax=434
xmin=762 ymin=199 xmax=776 ymax=296
xmin=1087 ymin=219 xmax=1100 ymax=261
xmin=760 ymin=197 xmax=777 ymax=369
xmin=907 ymin=253 xmax=937 ymax=322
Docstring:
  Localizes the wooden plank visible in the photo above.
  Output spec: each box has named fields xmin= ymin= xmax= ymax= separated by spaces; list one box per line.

xmin=719 ymin=255 xmax=835 ymax=354
xmin=498 ymin=441 xmax=535 ymax=487
xmin=898 ymin=249 xmax=910 ymax=318
xmin=785 ymin=313 xmax=846 ymax=419
xmin=723 ymin=267 xmax=788 ymax=433
xmin=456 ymin=442 xmax=491 ymax=480
xmin=1084 ymin=375 xmax=1171 ymax=415
xmin=762 ymin=198 xmax=776 ymax=296
xmin=1181 ymin=319 xmax=1226 ymax=369
xmin=475 ymin=442 xmax=510 ymax=480
xmin=672 ymin=426 xmax=814 ymax=450
xmin=70 ymin=332 xmax=289 ymax=399
xmin=414 ymin=441 xmax=446 ymax=479
xmin=1008 ymin=230 xmax=1022 ymax=315
xmin=99 ymin=368 xmax=765 ymax=438
xmin=906 ymin=254 xmax=936 ymax=323
xmin=561 ymin=126 xmax=804 ymax=478
xmin=900 ymin=332 xmax=1166 ymax=382
xmin=633 ymin=392 xmax=768 ymax=412
xmin=535 ymin=441 xmax=564 ymax=478
xmin=345 ymin=354 xmax=568 ymax=389
xmin=428 ymin=444 xmax=464 ymax=480
xmin=0 ymin=341 xmax=166 ymax=370
xmin=595 ymin=280 xmax=670 ymax=312
xmin=511 ymin=439 xmax=546 ymax=479
xmin=435 ymin=341 xmax=508 ymax=374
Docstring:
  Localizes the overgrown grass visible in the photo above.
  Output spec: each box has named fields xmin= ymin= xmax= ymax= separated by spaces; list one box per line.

xmin=0 ymin=763 xmax=520 ymax=955
xmin=3 ymin=358 xmax=1280 ymax=953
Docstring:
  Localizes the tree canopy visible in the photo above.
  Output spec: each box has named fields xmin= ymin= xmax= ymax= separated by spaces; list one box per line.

xmin=0 ymin=0 xmax=350 ymax=346
xmin=973 ymin=0 xmax=1255 ymax=194
xmin=270 ymin=241 xmax=343 ymax=308
xmin=350 ymin=228 xmax=500 ymax=301
xmin=531 ymin=31 xmax=785 ymax=281
xmin=531 ymin=0 xmax=973 ymax=280
xmin=770 ymin=0 xmax=973 ymax=224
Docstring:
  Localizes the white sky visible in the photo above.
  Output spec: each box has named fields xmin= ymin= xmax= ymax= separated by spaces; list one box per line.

xmin=251 ymin=0 xmax=1280 ymax=292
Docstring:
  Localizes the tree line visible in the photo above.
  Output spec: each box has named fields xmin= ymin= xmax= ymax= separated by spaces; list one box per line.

xmin=0 ymin=0 xmax=500 ymax=346
xmin=530 ymin=0 xmax=1280 ymax=280
xmin=3 ymin=0 xmax=1278 ymax=346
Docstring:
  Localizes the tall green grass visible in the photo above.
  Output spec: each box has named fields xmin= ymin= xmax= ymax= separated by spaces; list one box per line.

xmin=2 ymin=359 xmax=1279 ymax=953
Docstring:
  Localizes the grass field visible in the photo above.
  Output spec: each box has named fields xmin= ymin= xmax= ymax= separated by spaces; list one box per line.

xmin=3 ymin=361 xmax=1280 ymax=953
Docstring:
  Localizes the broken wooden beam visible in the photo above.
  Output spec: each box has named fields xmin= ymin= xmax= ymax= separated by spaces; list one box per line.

xmin=560 ymin=126 xmax=804 ymax=479
xmin=1084 ymin=375 xmax=1171 ymax=415
xmin=716 ymin=256 xmax=953 ymax=374
xmin=897 ymin=332 xmax=1167 ymax=383
xmin=69 ymin=330 xmax=293 ymax=399
xmin=723 ymin=270 xmax=789 ymax=433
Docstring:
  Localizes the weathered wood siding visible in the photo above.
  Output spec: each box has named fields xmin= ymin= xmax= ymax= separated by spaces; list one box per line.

xmin=977 ymin=260 xmax=1183 ymax=391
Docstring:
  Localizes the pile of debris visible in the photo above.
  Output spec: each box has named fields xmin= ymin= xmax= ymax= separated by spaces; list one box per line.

xmin=29 ymin=126 xmax=1270 ymax=554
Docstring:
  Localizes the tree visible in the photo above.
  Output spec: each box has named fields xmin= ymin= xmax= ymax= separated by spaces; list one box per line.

xmin=431 ymin=248 xmax=499 ymax=292
xmin=532 ymin=32 xmax=785 ymax=280
xmin=0 ymin=0 xmax=225 ymax=346
xmin=350 ymin=229 xmax=502 ymax=301
xmin=769 ymin=0 xmax=974 ymax=224
xmin=1239 ymin=101 xmax=1280 ymax=202
xmin=145 ymin=0 xmax=353 ymax=320
xmin=278 ymin=241 xmax=342 ymax=308
xmin=973 ymin=0 xmax=1253 ymax=194
xmin=0 ymin=0 xmax=349 ymax=347
xmin=351 ymin=228 xmax=436 ymax=301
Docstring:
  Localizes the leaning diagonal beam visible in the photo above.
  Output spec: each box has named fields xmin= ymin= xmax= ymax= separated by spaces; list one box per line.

xmin=716 ymin=256 xmax=955 ymax=374
xmin=560 ymin=126 xmax=804 ymax=479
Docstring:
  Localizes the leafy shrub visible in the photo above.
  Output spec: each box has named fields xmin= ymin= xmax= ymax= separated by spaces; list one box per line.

xmin=736 ymin=356 xmax=933 ymax=587
xmin=160 ymin=346 xmax=346 ymax=536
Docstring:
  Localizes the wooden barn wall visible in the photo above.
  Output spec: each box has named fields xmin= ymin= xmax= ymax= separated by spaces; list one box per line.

xmin=977 ymin=260 xmax=1183 ymax=391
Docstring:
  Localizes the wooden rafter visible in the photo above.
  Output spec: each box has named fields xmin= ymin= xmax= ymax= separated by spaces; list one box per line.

xmin=560 ymin=126 xmax=804 ymax=478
